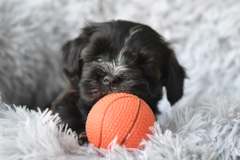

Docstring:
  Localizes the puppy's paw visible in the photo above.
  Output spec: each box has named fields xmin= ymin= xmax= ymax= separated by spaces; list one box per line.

xmin=78 ymin=132 xmax=89 ymax=146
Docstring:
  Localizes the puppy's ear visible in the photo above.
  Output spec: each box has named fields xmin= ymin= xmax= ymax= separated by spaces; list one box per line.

xmin=164 ymin=55 xmax=186 ymax=105
xmin=62 ymin=24 xmax=97 ymax=87
xmin=62 ymin=38 xmax=84 ymax=87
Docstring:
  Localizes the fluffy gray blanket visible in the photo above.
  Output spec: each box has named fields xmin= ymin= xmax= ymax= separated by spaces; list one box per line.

xmin=1 ymin=97 xmax=240 ymax=159
xmin=0 ymin=0 xmax=240 ymax=159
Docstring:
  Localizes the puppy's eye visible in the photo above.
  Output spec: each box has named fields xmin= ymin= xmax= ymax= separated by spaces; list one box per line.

xmin=95 ymin=57 xmax=102 ymax=62
xmin=132 ymin=53 xmax=138 ymax=58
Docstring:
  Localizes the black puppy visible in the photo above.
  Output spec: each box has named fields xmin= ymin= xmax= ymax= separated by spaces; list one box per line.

xmin=52 ymin=20 xmax=186 ymax=142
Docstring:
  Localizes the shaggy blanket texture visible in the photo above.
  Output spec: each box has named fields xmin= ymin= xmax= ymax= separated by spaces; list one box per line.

xmin=1 ymin=97 xmax=240 ymax=160
xmin=0 ymin=0 xmax=240 ymax=159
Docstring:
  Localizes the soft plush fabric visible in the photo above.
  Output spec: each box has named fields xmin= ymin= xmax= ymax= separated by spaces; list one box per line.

xmin=1 ymin=96 xmax=240 ymax=159
xmin=0 ymin=0 xmax=240 ymax=159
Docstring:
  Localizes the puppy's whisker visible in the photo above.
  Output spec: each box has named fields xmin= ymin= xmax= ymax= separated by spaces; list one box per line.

xmin=145 ymin=81 xmax=162 ymax=98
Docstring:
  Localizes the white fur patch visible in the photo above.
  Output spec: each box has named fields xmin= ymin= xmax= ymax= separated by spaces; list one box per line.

xmin=118 ymin=26 xmax=142 ymax=63
xmin=101 ymin=61 xmax=129 ymax=75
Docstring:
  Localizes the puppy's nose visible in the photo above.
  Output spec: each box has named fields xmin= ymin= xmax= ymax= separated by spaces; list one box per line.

xmin=103 ymin=74 xmax=121 ymax=85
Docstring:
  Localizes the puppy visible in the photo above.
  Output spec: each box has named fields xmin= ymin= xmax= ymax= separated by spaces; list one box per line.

xmin=52 ymin=20 xmax=186 ymax=141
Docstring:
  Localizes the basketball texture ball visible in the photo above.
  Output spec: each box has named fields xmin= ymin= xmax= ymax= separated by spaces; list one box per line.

xmin=86 ymin=92 xmax=156 ymax=149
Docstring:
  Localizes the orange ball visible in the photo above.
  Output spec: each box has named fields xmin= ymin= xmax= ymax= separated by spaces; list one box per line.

xmin=86 ymin=92 xmax=156 ymax=149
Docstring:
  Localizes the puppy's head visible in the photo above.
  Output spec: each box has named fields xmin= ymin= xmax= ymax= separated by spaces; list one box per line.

xmin=62 ymin=20 xmax=186 ymax=113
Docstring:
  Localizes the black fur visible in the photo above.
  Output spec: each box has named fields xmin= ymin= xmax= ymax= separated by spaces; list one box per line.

xmin=52 ymin=20 xmax=186 ymax=135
